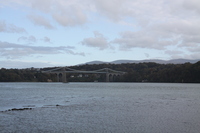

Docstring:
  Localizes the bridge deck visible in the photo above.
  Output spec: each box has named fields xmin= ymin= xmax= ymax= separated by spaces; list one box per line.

xmin=43 ymin=70 xmax=122 ymax=74
xmin=42 ymin=67 xmax=126 ymax=74
xmin=42 ymin=67 xmax=126 ymax=82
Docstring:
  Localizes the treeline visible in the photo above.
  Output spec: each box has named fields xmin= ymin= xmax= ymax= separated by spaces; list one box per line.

xmin=70 ymin=61 xmax=200 ymax=83
xmin=0 ymin=68 xmax=56 ymax=82
xmin=0 ymin=61 xmax=200 ymax=83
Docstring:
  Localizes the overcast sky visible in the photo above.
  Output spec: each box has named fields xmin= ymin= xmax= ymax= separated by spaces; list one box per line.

xmin=1 ymin=0 xmax=200 ymax=68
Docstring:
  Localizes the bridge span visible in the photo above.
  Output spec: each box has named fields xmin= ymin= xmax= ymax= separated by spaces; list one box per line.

xmin=42 ymin=67 xmax=126 ymax=82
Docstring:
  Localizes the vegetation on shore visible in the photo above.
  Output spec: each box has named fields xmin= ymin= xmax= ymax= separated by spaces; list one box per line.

xmin=0 ymin=61 xmax=200 ymax=83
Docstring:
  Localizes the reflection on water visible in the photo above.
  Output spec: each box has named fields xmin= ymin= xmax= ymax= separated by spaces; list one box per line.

xmin=0 ymin=82 xmax=200 ymax=133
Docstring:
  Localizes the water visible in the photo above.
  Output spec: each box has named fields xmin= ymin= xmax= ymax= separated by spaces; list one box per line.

xmin=0 ymin=82 xmax=200 ymax=133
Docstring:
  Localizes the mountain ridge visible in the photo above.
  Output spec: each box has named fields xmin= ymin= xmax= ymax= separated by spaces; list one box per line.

xmin=84 ymin=59 xmax=200 ymax=65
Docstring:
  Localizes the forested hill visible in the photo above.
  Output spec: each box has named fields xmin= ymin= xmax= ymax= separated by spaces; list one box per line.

xmin=0 ymin=61 xmax=200 ymax=83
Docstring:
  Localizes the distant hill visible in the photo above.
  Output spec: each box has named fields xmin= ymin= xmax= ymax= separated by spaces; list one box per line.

xmin=84 ymin=59 xmax=199 ymax=65
xmin=85 ymin=61 xmax=106 ymax=64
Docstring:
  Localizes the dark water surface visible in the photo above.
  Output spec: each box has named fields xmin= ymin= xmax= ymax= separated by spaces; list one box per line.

xmin=0 ymin=82 xmax=200 ymax=133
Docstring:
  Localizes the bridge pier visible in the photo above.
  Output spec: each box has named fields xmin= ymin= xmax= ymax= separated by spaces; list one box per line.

xmin=106 ymin=73 xmax=122 ymax=82
xmin=57 ymin=73 xmax=59 ymax=82
xmin=106 ymin=73 xmax=109 ymax=82
xmin=62 ymin=72 xmax=67 ymax=83
xmin=56 ymin=72 xmax=67 ymax=83
xmin=62 ymin=68 xmax=67 ymax=83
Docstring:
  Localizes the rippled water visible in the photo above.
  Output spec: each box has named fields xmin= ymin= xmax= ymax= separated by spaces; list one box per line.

xmin=0 ymin=82 xmax=200 ymax=133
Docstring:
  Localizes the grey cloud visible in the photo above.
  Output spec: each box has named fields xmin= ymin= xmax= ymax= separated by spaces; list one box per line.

xmin=81 ymin=31 xmax=110 ymax=50
xmin=165 ymin=50 xmax=183 ymax=55
xmin=112 ymin=30 xmax=173 ymax=50
xmin=187 ymin=46 xmax=200 ymax=53
xmin=92 ymin=0 xmax=173 ymax=24
xmin=29 ymin=36 xmax=37 ymax=42
xmin=18 ymin=36 xmax=37 ymax=43
xmin=0 ymin=41 xmax=85 ymax=59
xmin=43 ymin=37 xmax=51 ymax=43
xmin=18 ymin=36 xmax=54 ymax=44
xmin=165 ymin=50 xmax=184 ymax=59
xmin=28 ymin=14 xmax=54 ymax=29
xmin=179 ymin=35 xmax=200 ymax=48
xmin=93 ymin=0 xmax=128 ymax=21
xmin=31 ymin=0 xmax=53 ymax=13
xmin=165 ymin=49 xmax=200 ymax=60
xmin=153 ymin=20 xmax=200 ymax=50
xmin=18 ymin=36 xmax=27 ymax=42
xmin=188 ymin=53 xmax=200 ymax=59
xmin=0 ymin=60 xmax=58 ymax=69
xmin=183 ymin=0 xmax=200 ymax=14
xmin=0 ymin=20 xmax=26 ymax=33
xmin=28 ymin=0 xmax=88 ymax=27
xmin=183 ymin=35 xmax=200 ymax=44
xmin=154 ymin=20 xmax=200 ymax=36
xmin=52 ymin=4 xmax=87 ymax=27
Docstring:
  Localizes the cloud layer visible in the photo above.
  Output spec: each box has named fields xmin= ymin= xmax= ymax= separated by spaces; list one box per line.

xmin=28 ymin=14 xmax=54 ymax=29
xmin=0 ymin=0 xmax=200 ymax=68
xmin=0 ymin=21 xmax=26 ymax=33
xmin=81 ymin=31 xmax=110 ymax=50
xmin=0 ymin=41 xmax=85 ymax=59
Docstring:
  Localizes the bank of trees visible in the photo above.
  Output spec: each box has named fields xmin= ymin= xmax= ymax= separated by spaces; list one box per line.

xmin=0 ymin=68 xmax=56 ymax=82
xmin=0 ymin=61 xmax=200 ymax=83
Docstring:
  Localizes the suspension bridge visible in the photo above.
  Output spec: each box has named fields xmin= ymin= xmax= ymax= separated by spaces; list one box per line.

xmin=42 ymin=67 xmax=126 ymax=82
